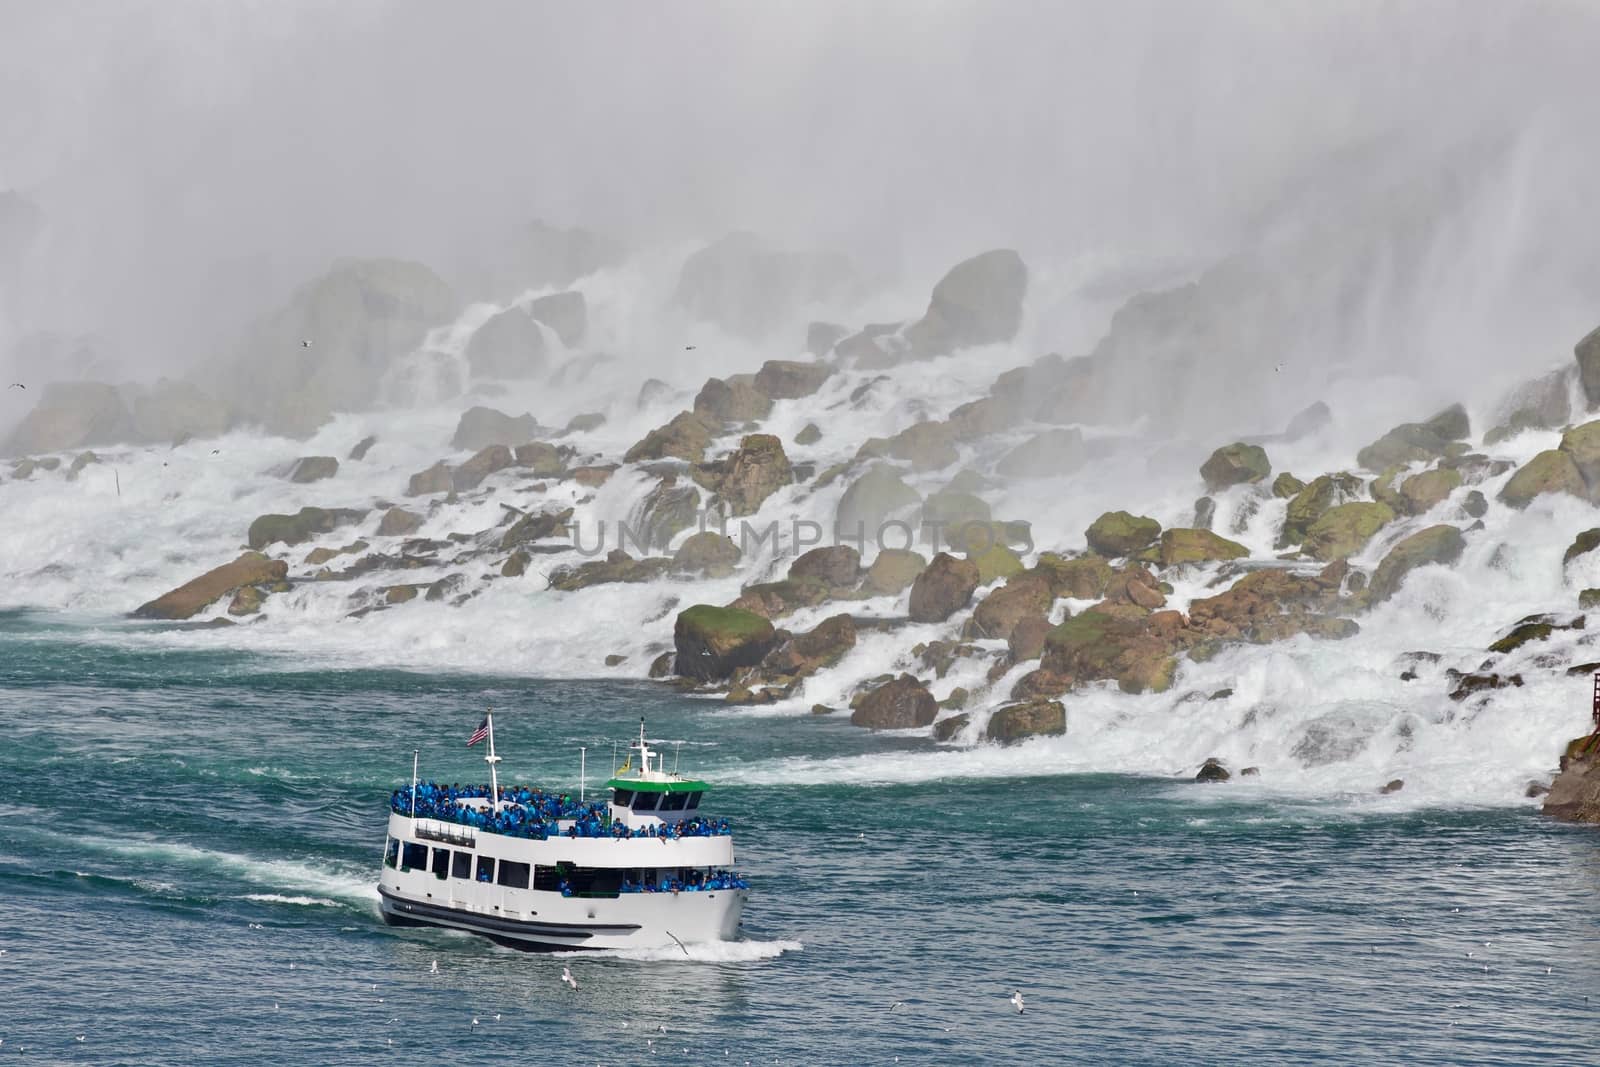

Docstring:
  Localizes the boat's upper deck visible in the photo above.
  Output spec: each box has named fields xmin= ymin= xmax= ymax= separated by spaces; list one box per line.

xmin=391 ymin=782 xmax=732 ymax=842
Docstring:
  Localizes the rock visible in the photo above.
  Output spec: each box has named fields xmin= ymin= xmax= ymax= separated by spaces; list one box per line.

xmin=227 ymin=585 xmax=266 ymax=616
xmin=1498 ymin=449 xmax=1587 ymax=509
xmin=1155 ymin=528 xmax=1249 ymax=566
xmin=972 ymin=573 xmax=1053 ymax=640
xmin=789 ymin=546 xmax=861 ymax=588
xmin=672 ymin=604 xmax=778 ymax=681
xmin=984 ymin=699 xmax=1066 ymax=744
xmin=835 ymin=465 xmax=921 ymax=540
xmin=1200 ymin=442 xmax=1271 ymax=491
xmin=1034 ymin=553 xmax=1113 ymax=599
xmin=693 ymin=377 xmax=772 ymax=423
xmin=1461 ymin=490 xmax=1487 ymax=518
xmin=66 ymin=451 xmax=98 ymax=480
xmin=513 ymin=441 xmax=565 ymax=476
xmin=901 ymin=249 xmax=1028 ymax=360
xmin=465 ymin=306 xmax=548 ymax=379
xmin=563 ymin=412 xmax=605 ymax=435
xmin=932 ymin=713 xmax=971 ymax=742
xmin=452 ymin=444 xmax=513 ymax=491
xmin=863 ymin=549 xmax=927 ymax=595
xmin=1422 ymin=403 xmax=1471 ymax=441
xmin=525 ymin=290 xmax=587 ymax=346
xmin=1543 ymin=734 xmax=1600 ymax=822
xmin=886 ymin=421 xmax=958 ymax=471
xmin=970 ymin=544 xmax=1025 ymax=584
xmin=995 ymin=427 xmax=1086 ymax=479
xmin=549 ymin=551 xmax=673 ymax=592
xmin=764 ymin=613 xmax=858 ymax=677
xmin=806 ymin=321 xmax=849 ymax=357
xmin=1281 ymin=473 xmax=1364 ymax=545
xmin=1576 ymin=324 xmax=1600 ymax=407
xmin=1194 ymin=758 xmax=1230 ymax=783
xmin=1043 ymin=610 xmax=1177 ymax=694
xmin=648 ymin=652 xmax=674 ymax=679
xmin=1379 ymin=779 xmax=1405 ymax=795
xmin=1564 ymin=529 xmax=1600 ymax=566
xmin=501 ymin=551 xmax=529 ymax=578
xmin=451 ymin=406 xmax=540 ymax=451
xmin=1301 ymin=502 xmax=1394 ymax=561
xmin=304 ymin=540 xmax=365 ymax=566
xmin=1559 ymin=420 xmax=1600 ymax=491
xmin=601 ymin=653 xmax=628 ymax=667
xmin=711 ymin=434 xmax=792 ymax=516
xmin=286 ymin=456 xmax=339 ymax=484
xmin=1272 ymin=472 xmax=1305 ymax=499
xmin=1193 ymin=497 xmax=1216 ymax=530
xmin=349 ymin=435 xmax=378 ymax=461
xmin=753 ymin=359 xmax=831 ymax=399
xmin=1487 ymin=369 xmax=1573 ymax=444
xmin=425 ymin=574 xmax=467 ymax=602
xmin=728 ymin=577 xmax=831 ymax=619
xmin=1368 ymin=524 xmax=1466 ymax=603
xmin=908 ymin=552 xmax=981 ymax=623
xmin=2 ymin=381 xmax=132 ymax=456
xmin=1007 ymin=615 xmax=1053 ymax=662
xmin=1398 ymin=468 xmax=1461 ymax=514
xmin=1085 ymin=511 xmax=1161 ymax=557
xmin=499 ymin=507 xmax=574 ymax=551
xmin=673 ymin=532 xmax=741 ymax=577
xmin=1356 ymin=418 xmax=1452 ymax=471
xmin=1283 ymin=401 xmax=1333 ymax=441
xmin=406 ymin=460 xmax=454 ymax=496
xmin=1579 ymin=590 xmax=1600 ymax=611
xmin=571 ymin=464 xmax=616 ymax=487
xmin=1487 ymin=617 xmax=1572 ymax=654
xmin=636 ymin=378 xmax=674 ymax=409
xmin=247 ymin=506 xmax=367 ymax=549
xmin=849 ymin=674 xmax=938 ymax=730
xmin=920 ymin=490 xmax=994 ymax=551
xmin=795 ymin=423 xmax=822 ymax=446
xmin=377 ymin=507 xmax=424 ymax=537
xmin=624 ymin=411 xmax=719 ymax=464
xmin=1446 ymin=669 xmax=1523 ymax=701
xmin=133 ymin=551 xmax=289 ymax=619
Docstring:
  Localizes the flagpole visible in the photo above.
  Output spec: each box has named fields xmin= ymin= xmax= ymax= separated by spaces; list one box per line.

xmin=410 ymin=749 xmax=419 ymax=818
xmin=485 ymin=709 xmax=501 ymax=813
xmin=580 ymin=746 xmax=586 ymax=804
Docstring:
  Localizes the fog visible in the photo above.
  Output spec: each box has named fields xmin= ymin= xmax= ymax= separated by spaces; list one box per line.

xmin=2 ymin=1 xmax=1599 ymax=433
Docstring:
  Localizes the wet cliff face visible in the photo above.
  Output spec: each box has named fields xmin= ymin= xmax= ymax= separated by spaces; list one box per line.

xmin=1544 ymin=737 xmax=1600 ymax=823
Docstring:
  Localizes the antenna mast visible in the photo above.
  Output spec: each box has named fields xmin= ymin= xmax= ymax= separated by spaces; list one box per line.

xmin=484 ymin=708 xmax=502 ymax=812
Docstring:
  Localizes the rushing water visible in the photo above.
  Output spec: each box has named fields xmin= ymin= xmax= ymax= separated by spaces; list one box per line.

xmin=3 ymin=611 xmax=1598 ymax=1065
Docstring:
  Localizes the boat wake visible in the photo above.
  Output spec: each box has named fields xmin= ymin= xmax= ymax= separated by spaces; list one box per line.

xmin=567 ymin=937 xmax=803 ymax=963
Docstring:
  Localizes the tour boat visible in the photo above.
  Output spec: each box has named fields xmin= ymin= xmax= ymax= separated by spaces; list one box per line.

xmin=377 ymin=716 xmax=748 ymax=951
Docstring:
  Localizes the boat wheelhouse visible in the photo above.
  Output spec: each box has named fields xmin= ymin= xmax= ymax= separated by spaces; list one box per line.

xmin=377 ymin=717 xmax=748 ymax=951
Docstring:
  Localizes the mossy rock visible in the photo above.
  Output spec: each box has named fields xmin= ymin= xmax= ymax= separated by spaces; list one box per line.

xmin=1498 ymin=449 xmax=1587 ymax=510
xmin=1563 ymin=529 xmax=1600 ymax=567
xmin=794 ymin=423 xmax=822 ymax=446
xmin=1579 ymin=589 xmax=1600 ymax=610
xmin=247 ymin=506 xmax=368 ymax=550
xmin=1272 ymin=472 xmax=1305 ymax=499
xmin=970 ymin=544 xmax=1025 ymax=584
xmin=1033 ymin=553 xmax=1112 ymax=599
xmin=984 ymin=700 xmax=1066 ymax=744
xmin=1558 ymin=419 xmax=1600 ymax=489
xmin=1156 ymin=528 xmax=1249 ymax=566
xmin=672 ymin=604 xmax=778 ymax=681
xmin=862 ymin=548 xmax=927 ymax=595
xmin=1488 ymin=621 xmax=1554 ymax=655
xmin=1281 ymin=473 xmax=1364 ymax=545
xmin=1368 ymin=524 xmax=1466 ymax=603
xmin=1356 ymin=420 xmax=1450 ymax=471
xmin=1200 ymin=442 xmax=1271 ymax=492
xmin=1398 ymin=467 xmax=1462 ymax=514
xmin=836 ymin=464 xmax=921 ymax=538
xmin=921 ymin=490 xmax=993 ymax=547
xmin=1302 ymin=502 xmax=1394 ymax=561
xmin=1085 ymin=511 xmax=1161 ymax=557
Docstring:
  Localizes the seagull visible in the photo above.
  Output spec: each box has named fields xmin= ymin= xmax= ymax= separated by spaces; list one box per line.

xmin=889 ymin=1001 xmax=905 ymax=1012
xmin=77 ymin=1035 xmax=86 ymax=1042
xmin=1009 ymin=990 xmax=1025 ymax=1013
xmin=471 ymin=1017 xmax=479 ymax=1028
xmin=211 ymin=449 xmax=220 ymax=455
xmin=289 ymin=962 xmax=295 ymax=970
xmin=430 ymin=959 xmax=439 ymax=974
xmin=684 ymin=345 xmax=696 ymax=351
xmin=561 ymin=965 xmax=578 ymax=989
xmin=493 ymin=1013 xmax=501 ymax=1022
xmin=7 ymin=382 xmax=22 ymax=390
xmin=301 ymin=340 xmax=313 ymax=349
xmin=657 ymin=1024 xmax=668 ymax=1033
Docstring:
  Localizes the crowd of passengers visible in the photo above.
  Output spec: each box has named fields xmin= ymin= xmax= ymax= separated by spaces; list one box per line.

xmin=389 ymin=782 xmax=731 ymax=840
xmin=616 ymin=869 xmax=748 ymax=893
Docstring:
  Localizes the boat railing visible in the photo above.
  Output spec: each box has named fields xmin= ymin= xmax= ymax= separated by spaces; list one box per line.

xmin=414 ymin=820 xmax=477 ymax=847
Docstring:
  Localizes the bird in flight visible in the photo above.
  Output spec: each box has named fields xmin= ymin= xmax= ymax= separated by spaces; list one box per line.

xmin=7 ymin=382 xmax=22 ymax=389
xmin=1009 ymin=990 xmax=1026 ymax=1013
xmin=561 ymin=965 xmax=578 ymax=990
xmin=684 ymin=345 xmax=696 ymax=351
xmin=301 ymin=340 xmax=314 ymax=348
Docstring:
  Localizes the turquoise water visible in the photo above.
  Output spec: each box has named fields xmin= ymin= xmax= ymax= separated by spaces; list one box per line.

xmin=3 ymin=609 xmax=1599 ymax=1065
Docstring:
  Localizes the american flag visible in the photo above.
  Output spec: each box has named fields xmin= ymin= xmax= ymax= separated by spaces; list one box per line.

xmin=466 ymin=715 xmax=489 ymax=747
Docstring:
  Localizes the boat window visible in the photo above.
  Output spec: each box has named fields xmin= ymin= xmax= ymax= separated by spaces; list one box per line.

xmin=632 ymin=792 xmax=660 ymax=811
xmin=401 ymin=841 xmax=428 ymax=871
xmin=566 ymin=865 xmax=622 ymax=898
xmin=384 ymin=837 xmax=399 ymax=868
xmin=476 ymin=855 xmax=495 ymax=884
xmin=451 ymin=850 xmax=473 ymax=880
xmin=612 ymin=789 xmax=634 ymax=807
xmin=685 ymin=791 xmax=703 ymax=810
xmin=660 ymin=790 xmax=689 ymax=811
xmin=533 ymin=863 xmax=567 ymax=892
xmin=431 ymin=847 xmax=450 ymax=880
xmin=496 ymin=860 xmax=531 ymax=890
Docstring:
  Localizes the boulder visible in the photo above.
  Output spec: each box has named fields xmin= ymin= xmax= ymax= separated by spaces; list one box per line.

xmin=1301 ymin=502 xmax=1394 ymax=561
xmin=636 ymin=378 xmax=674 ymax=408
xmin=1085 ymin=511 xmax=1161 ymax=557
xmin=849 ymin=674 xmax=938 ymax=730
xmin=1462 ymin=490 xmax=1488 ymax=518
xmin=1042 ymin=610 xmax=1178 ymax=694
xmin=1398 ymin=468 xmax=1461 ymax=514
xmin=908 ymin=552 xmax=981 ymax=623
xmin=920 ymin=490 xmax=993 ymax=550
xmin=727 ymin=577 xmax=831 ymax=619
xmin=452 ymin=444 xmax=513 ymax=491
xmin=285 ymin=456 xmax=338 ymax=484
xmin=789 ymin=546 xmax=862 ymax=588
xmin=762 ymin=613 xmax=858 ymax=677
xmin=501 ymin=551 xmax=529 ymax=577
xmin=1368 ymin=524 xmax=1466 ymax=603
xmin=1422 ymin=403 xmax=1471 ymax=441
xmin=634 ymin=478 xmax=701 ymax=551
xmin=835 ymin=465 xmax=921 ymax=540
xmin=673 ymin=532 xmax=741 ymax=577
xmin=425 ymin=573 xmax=467 ymax=602
xmin=970 ymin=544 xmax=1025 ymax=584
xmin=1194 ymin=758 xmax=1231 ymax=783
xmin=1200 ymin=442 xmax=1271 ymax=491
xmin=1033 ymin=553 xmax=1113 ymax=600
xmin=1565 ymin=529 xmax=1600 ymax=567
xmin=572 ymin=464 xmax=616 ymax=487
xmin=886 ymin=421 xmax=958 ymax=471
xmin=1447 ymin=669 xmax=1523 ymax=701
xmin=1272 ymin=472 xmax=1305 ymax=499
xmin=66 ymin=451 xmax=99 ymax=480
xmin=1011 ymin=667 xmax=1074 ymax=701
xmin=753 ymin=359 xmax=831 ymax=399
xmin=1155 ymin=528 xmax=1249 ymax=566
xmin=995 ymin=428 xmax=1086 ymax=479
xmin=465 ymin=306 xmax=547 ymax=379
xmin=513 ymin=441 xmax=565 ymax=476
xmin=806 ymin=321 xmax=849 ymax=357
xmin=349 ymin=435 xmax=378 ymax=461
xmin=1007 ymin=614 xmax=1053 ymax=662
xmin=1280 ymin=473 xmax=1364 ymax=545
xmin=1576 ymin=324 xmax=1600 ymax=407
xmin=377 ymin=507 xmax=424 ymax=538
xmin=125 ymin=379 xmax=233 ymax=445
xmin=133 ymin=551 xmax=289 ymax=620
xmin=862 ymin=549 xmax=927 ymax=595
xmin=795 ymin=423 xmax=822 ymax=446
xmin=984 ymin=699 xmax=1066 ymax=744
xmin=1558 ymin=420 xmax=1600 ymax=491
xmin=1283 ymin=401 xmax=1333 ymax=441
xmin=1498 ymin=449 xmax=1587 ymax=509
xmin=549 ymin=550 xmax=671 ymax=592
xmin=451 ymin=406 xmax=540 ymax=451
xmin=406 ymin=460 xmax=454 ymax=496
xmin=525 ymin=290 xmax=587 ymax=346
xmin=247 ymin=506 xmax=367 ymax=549
xmin=902 ymin=249 xmax=1028 ymax=360
xmin=2 ymin=381 xmax=132 ymax=456
xmin=1542 ymin=735 xmax=1600 ymax=823
xmin=837 ymin=323 xmax=906 ymax=367
xmin=1356 ymin=417 xmax=1452 ymax=471
xmin=499 ymin=507 xmax=574 ymax=551
xmin=712 ymin=434 xmax=792 ymax=516
xmin=693 ymin=377 xmax=772 ymax=423
xmin=932 ymin=713 xmax=971 ymax=742
xmin=672 ymin=604 xmax=780 ymax=681
xmin=1486 ymin=368 xmax=1573 ymax=444
xmin=972 ymin=573 xmax=1053 ymax=640
xmin=625 ymin=411 xmax=719 ymax=463
xmin=227 ymin=585 xmax=266 ymax=616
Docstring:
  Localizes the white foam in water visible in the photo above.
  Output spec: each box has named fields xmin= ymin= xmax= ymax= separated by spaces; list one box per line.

xmin=242 ymin=893 xmax=344 ymax=908
xmin=562 ymin=938 xmax=803 ymax=964
xmin=85 ymin=837 xmax=380 ymax=908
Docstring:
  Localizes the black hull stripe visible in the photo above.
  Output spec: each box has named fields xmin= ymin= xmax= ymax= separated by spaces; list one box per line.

xmin=377 ymin=886 xmax=641 ymax=942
